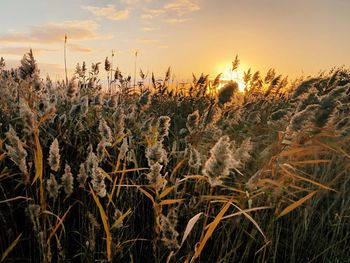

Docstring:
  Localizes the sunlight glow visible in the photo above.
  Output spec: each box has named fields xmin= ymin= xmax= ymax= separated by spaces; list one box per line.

xmin=218 ymin=67 xmax=246 ymax=92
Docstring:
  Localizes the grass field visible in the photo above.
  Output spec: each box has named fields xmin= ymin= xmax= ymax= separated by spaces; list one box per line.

xmin=0 ymin=51 xmax=349 ymax=262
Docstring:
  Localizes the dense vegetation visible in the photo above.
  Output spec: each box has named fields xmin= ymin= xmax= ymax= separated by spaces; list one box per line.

xmin=0 ymin=51 xmax=349 ymax=262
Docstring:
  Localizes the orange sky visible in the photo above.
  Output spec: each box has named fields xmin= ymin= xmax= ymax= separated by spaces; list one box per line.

xmin=1 ymin=0 xmax=349 ymax=81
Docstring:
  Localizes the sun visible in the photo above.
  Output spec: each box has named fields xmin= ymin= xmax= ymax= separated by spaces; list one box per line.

xmin=218 ymin=67 xmax=246 ymax=92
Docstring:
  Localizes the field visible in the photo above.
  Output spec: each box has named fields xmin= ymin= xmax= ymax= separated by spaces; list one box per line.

xmin=0 ymin=51 xmax=349 ymax=262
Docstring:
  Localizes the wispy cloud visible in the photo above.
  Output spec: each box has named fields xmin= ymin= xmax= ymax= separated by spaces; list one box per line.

xmin=165 ymin=18 xmax=189 ymax=24
xmin=0 ymin=20 xmax=98 ymax=44
xmin=0 ymin=47 xmax=57 ymax=56
xmin=138 ymin=38 xmax=159 ymax=44
xmin=143 ymin=27 xmax=157 ymax=32
xmin=82 ymin=5 xmax=129 ymax=20
xmin=67 ymin=44 xmax=94 ymax=53
xmin=164 ymin=0 xmax=200 ymax=16
xmin=158 ymin=44 xmax=169 ymax=49
xmin=141 ymin=8 xmax=166 ymax=19
xmin=121 ymin=0 xmax=154 ymax=5
xmin=141 ymin=1 xmax=199 ymax=25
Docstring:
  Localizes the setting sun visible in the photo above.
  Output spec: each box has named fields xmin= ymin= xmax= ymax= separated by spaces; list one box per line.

xmin=218 ymin=67 xmax=246 ymax=92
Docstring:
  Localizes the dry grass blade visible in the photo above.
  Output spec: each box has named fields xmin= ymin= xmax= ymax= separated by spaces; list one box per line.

xmin=113 ymin=167 xmax=148 ymax=174
xmin=180 ymin=212 xmax=203 ymax=247
xmin=113 ymin=151 xmax=122 ymax=174
xmin=1 ymin=233 xmax=22 ymax=262
xmin=279 ymin=146 xmax=323 ymax=157
xmin=170 ymin=159 xmax=186 ymax=178
xmin=0 ymin=196 xmax=32 ymax=204
xmin=277 ymin=190 xmax=318 ymax=219
xmin=222 ymin=186 xmax=246 ymax=194
xmin=116 ymin=162 xmax=126 ymax=198
xmin=256 ymin=178 xmax=284 ymax=188
xmin=89 ymin=184 xmax=112 ymax=262
xmin=111 ymin=208 xmax=132 ymax=230
xmin=32 ymin=130 xmax=43 ymax=185
xmin=42 ymin=210 xmax=67 ymax=234
xmin=108 ymin=140 xmax=123 ymax=207
xmin=200 ymin=195 xmax=235 ymax=201
xmin=230 ymin=203 xmax=267 ymax=240
xmin=221 ymin=206 xmax=272 ymax=220
xmin=99 ymin=167 xmax=113 ymax=182
xmin=159 ymin=199 xmax=183 ymax=206
xmin=107 ymin=173 xmax=119 ymax=207
xmin=191 ymin=200 xmax=231 ymax=261
xmin=288 ymin=160 xmax=331 ymax=165
xmin=314 ymin=140 xmax=350 ymax=159
xmin=280 ymin=164 xmax=336 ymax=192
xmin=137 ymin=187 xmax=155 ymax=205
xmin=159 ymin=185 xmax=176 ymax=199
xmin=179 ymin=175 xmax=206 ymax=183
xmin=32 ymin=129 xmax=45 ymax=210
xmin=0 ymin=153 xmax=5 ymax=161
xmin=47 ymin=204 xmax=74 ymax=244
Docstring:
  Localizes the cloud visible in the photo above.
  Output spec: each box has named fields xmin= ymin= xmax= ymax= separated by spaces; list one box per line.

xmin=165 ymin=18 xmax=189 ymax=24
xmin=164 ymin=0 xmax=200 ymax=16
xmin=141 ymin=8 xmax=166 ymax=19
xmin=138 ymin=38 xmax=159 ymax=44
xmin=158 ymin=45 xmax=169 ymax=49
xmin=0 ymin=47 xmax=57 ymax=56
xmin=141 ymin=1 xmax=199 ymax=24
xmin=143 ymin=27 xmax=157 ymax=32
xmin=67 ymin=44 xmax=94 ymax=53
xmin=82 ymin=5 xmax=129 ymax=20
xmin=0 ymin=20 xmax=98 ymax=44
xmin=121 ymin=0 xmax=154 ymax=5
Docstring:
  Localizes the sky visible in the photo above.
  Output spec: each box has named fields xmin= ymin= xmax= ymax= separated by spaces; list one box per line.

xmin=0 ymin=0 xmax=349 ymax=81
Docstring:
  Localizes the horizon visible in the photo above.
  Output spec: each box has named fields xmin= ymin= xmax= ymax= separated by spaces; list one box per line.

xmin=1 ymin=0 xmax=349 ymax=81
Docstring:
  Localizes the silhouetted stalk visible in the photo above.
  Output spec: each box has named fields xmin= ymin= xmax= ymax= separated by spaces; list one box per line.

xmin=64 ymin=35 xmax=68 ymax=87
xmin=134 ymin=50 xmax=137 ymax=89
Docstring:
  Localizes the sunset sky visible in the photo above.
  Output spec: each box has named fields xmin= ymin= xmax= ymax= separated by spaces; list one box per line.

xmin=1 ymin=0 xmax=349 ymax=81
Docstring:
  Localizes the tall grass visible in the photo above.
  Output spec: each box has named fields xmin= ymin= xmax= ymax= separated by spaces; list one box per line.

xmin=0 ymin=51 xmax=349 ymax=262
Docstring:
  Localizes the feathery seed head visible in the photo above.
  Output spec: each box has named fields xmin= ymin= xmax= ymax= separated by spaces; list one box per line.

xmin=137 ymin=90 xmax=152 ymax=111
xmin=235 ymin=137 xmax=253 ymax=167
xmin=270 ymin=109 xmax=289 ymax=122
xmin=77 ymin=163 xmax=88 ymax=188
xmin=188 ymin=146 xmax=201 ymax=170
xmin=146 ymin=142 xmax=168 ymax=166
xmin=112 ymin=107 xmax=125 ymax=139
xmin=107 ymin=95 xmax=118 ymax=108
xmin=48 ymin=138 xmax=60 ymax=172
xmin=203 ymin=136 xmax=235 ymax=187
xmin=47 ymin=174 xmax=60 ymax=199
xmin=104 ymin=57 xmax=111 ymax=72
xmin=119 ymin=137 xmax=129 ymax=160
xmin=67 ymin=77 xmax=79 ymax=100
xmin=141 ymin=117 xmax=154 ymax=135
xmin=160 ymin=213 xmax=179 ymax=250
xmin=157 ymin=116 xmax=171 ymax=141
xmin=91 ymin=167 xmax=106 ymax=198
xmin=5 ymin=125 xmax=29 ymax=183
xmin=79 ymin=95 xmax=89 ymax=116
xmin=61 ymin=164 xmax=74 ymax=196
xmin=99 ymin=118 xmax=113 ymax=143
xmin=186 ymin=110 xmax=200 ymax=133
xmin=19 ymin=100 xmax=35 ymax=135
xmin=96 ymin=139 xmax=111 ymax=162
xmin=218 ymin=81 xmax=238 ymax=106
xmin=289 ymin=104 xmax=320 ymax=132
xmin=146 ymin=162 xmax=167 ymax=191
